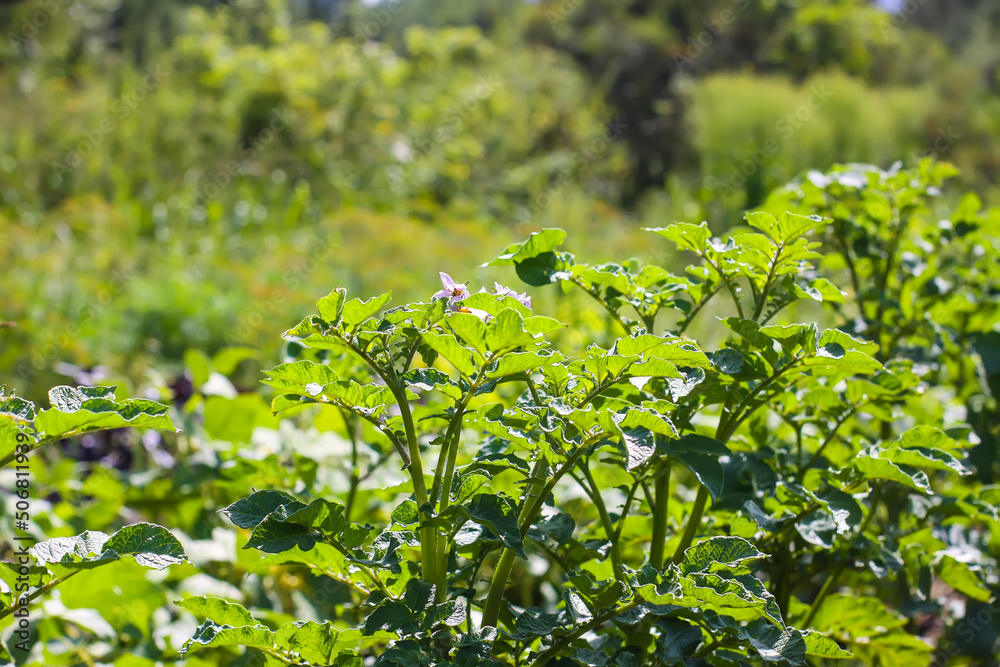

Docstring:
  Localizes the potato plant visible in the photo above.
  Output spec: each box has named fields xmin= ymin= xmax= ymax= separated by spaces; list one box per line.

xmin=171 ymin=163 xmax=996 ymax=666
xmin=1 ymin=161 xmax=997 ymax=666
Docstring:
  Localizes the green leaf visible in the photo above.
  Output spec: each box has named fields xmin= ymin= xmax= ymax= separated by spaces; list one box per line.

xmin=817 ymin=329 xmax=880 ymax=357
xmin=802 ymin=349 xmax=882 ymax=375
xmin=853 ymin=454 xmax=931 ymax=492
xmin=625 ymin=357 xmax=682 ymax=379
xmin=245 ymin=515 xmax=322 ymax=553
xmin=614 ymin=424 xmax=656 ymax=471
xmin=486 ymin=229 xmax=567 ymax=265
xmin=723 ymin=318 xmax=774 ymax=349
xmin=485 ymin=309 xmax=537 ymax=351
xmin=363 ymin=600 xmax=413 ymax=635
xmin=103 ymin=523 xmax=187 ymax=569
xmin=868 ymin=444 xmax=969 ymax=476
xmin=391 ymin=499 xmax=420 ymax=526
xmin=467 ymin=494 xmax=526 ymax=559
xmin=746 ymin=210 xmax=825 ymax=244
xmin=655 ymin=618 xmax=703 ymax=662
xmin=449 ymin=312 xmax=489 ymax=355
xmin=454 ymin=473 xmax=491 ymax=506
xmin=29 ymin=530 xmax=112 ymax=567
xmin=564 ymin=591 xmax=593 ymax=625
xmin=426 ymin=600 xmax=466 ymax=628
xmin=896 ymin=426 xmax=963 ymax=451
xmin=276 ymin=621 xmax=354 ymax=664
xmin=936 ymin=555 xmax=991 ymax=602
xmin=404 ymin=368 xmax=462 ymax=399
xmin=802 ymin=631 xmax=852 ymax=660
xmin=710 ymin=348 xmax=746 ymax=377
xmin=743 ymin=619 xmax=807 ymax=664
xmin=48 ymin=385 xmax=116 ymax=410
xmin=680 ymin=536 xmax=768 ymax=575
xmin=511 ymin=607 xmax=560 ymax=640
xmin=530 ymin=513 xmax=575 ymax=545
xmin=760 ymin=324 xmax=815 ymax=350
xmin=30 ymin=523 xmax=185 ymax=570
xmin=460 ymin=292 xmax=533 ymax=318
xmin=668 ymin=434 xmax=730 ymax=457
xmin=342 ymin=292 xmax=392 ymax=327
xmin=618 ymin=408 xmax=678 ymax=439
xmin=182 ymin=620 xmax=276 ymax=653
xmin=422 ymin=331 xmax=477 ymax=376
xmin=674 ymin=452 xmax=725 ymax=502
xmin=646 ymin=222 xmax=711 ymax=254
xmin=263 ymin=360 xmax=340 ymax=394
xmin=34 ymin=390 xmax=176 ymax=438
xmin=808 ymin=594 xmax=906 ymax=634
xmin=613 ymin=334 xmax=677 ymax=358
xmin=524 ymin=316 xmax=566 ymax=336
xmin=797 ymin=278 xmax=846 ymax=304
xmin=283 ymin=499 xmax=350 ymax=536
xmin=0 ymin=391 xmax=36 ymax=422
xmin=221 ymin=490 xmax=306 ymax=529
xmin=176 ymin=596 xmax=259 ymax=627
xmin=403 ymin=578 xmax=436 ymax=613
xmin=487 ymin=350 xmax=566 ymax=379
xmin=317 ymin=288 xmax=347 ymax=323
xmin=678 ymin=571 xmax=782 ymax=626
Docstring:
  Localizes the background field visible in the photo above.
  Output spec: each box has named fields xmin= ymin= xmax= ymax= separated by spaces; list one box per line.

xmin=4 ymin=0 xmax=1000 ymax=401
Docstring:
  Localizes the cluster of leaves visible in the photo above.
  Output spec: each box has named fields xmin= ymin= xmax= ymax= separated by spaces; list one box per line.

xmin=0 ymin=386 xmax=185 ymax=662
xmin=184 ymin=161 xmax=999 ymax=665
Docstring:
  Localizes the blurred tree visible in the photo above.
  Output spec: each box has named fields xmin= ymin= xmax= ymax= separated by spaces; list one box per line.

xmin=523 ymin=0 xmax=929 ymax=203
xmin=901 ymin=0 xmax=1000 ymax=48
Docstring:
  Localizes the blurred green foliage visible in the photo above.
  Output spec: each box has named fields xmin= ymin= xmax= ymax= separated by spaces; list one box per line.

xmin=2 ymin=0 xmax=999 ymax=403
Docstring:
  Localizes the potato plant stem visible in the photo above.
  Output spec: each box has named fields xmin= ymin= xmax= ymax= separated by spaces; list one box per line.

xmin=576 ymin=462 xmax=624 ymax=578
xmin=482 ymin=440 xmax=594 ymax=630
xmin=0 ymin=570 xmax=81 ymax=622
xmin=649 ymin=462 xmax=671 ymax=569
xmin=671 ymin=485 xmax=708 ymax=564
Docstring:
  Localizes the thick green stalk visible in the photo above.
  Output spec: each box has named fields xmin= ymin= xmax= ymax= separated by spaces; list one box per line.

xmin=481 ymin=547 xmax=518 ymax=629
xmin=388 ymin=382 xmax=439 ymax=590
xmin=482 ymin=442 xmax=594 ymax=629
xmin=438 ymin=405 xmax=470 ymax=513
xmin=649 ymin=462 xmax=671 ymax=570
xmin=577 ymin=463 xmax=624 ymax=578
xmin=671 ymin=485 xmax=708 ymax=564
xmin=430 ymin=408 xmax=465 ymax=508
